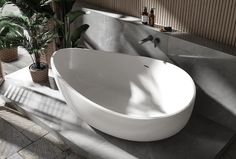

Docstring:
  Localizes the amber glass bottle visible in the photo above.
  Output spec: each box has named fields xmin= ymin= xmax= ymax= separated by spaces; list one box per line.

xmin=149 ymin=8 xmax=155 ymax=27
xmin=141 ymin=7 xmax=148 ymax=25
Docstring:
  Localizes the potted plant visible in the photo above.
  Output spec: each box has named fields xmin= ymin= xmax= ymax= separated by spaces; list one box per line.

xmin=38 ymin=0 xmax=89 ymax=67
xmin=0 ymin=20 xmax=22 ymax=62
xmin=0 ymin=1 xmax=56 ymax=83
xmin=0 ymin=1 xmax=20 ymax=62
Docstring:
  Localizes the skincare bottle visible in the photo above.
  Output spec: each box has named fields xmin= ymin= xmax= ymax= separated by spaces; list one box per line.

xmin=141 ymin=7 xmax=148 ymax=25
xmin=149 ymin=8 xmax=155 ymax=27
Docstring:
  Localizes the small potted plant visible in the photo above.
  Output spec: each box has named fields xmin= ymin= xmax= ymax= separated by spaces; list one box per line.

xmin=0 ymin=1 xmax=19 ymax=62
xmin=0 ymin=1 xmax=56 ymax=83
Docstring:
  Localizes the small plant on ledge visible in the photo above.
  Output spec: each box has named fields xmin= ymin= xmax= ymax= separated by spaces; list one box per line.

xmin=0 ymin=0 xmax=56 ymax=83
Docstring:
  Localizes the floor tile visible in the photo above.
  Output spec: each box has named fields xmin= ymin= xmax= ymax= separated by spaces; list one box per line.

xmin=146 ymin=114 xmax=234 ymax=159
xmin=0 ymin=118 xmax=31 ymax=158
xmin=0 ymin=108 xmax=36 ymax=133
xmin=65 ymin=151 xmax=86 ymax=159
xmin=21 ymin=125 xmax=48 ymax=142
xmin=219 ymin=153 xmax=232 ymax=159
xmin=225 ymin=138 xmax=236 ymax=158
xmin=44 ymin=133 xmax=69 ymax=151
xmin=2 ymin=47 xmax=31 ymax=75
xmin=0 ymin=96 xmax=6 ymax=107
xmin=7 ymin=153 xmax=23 ymax=159
xmin=56 ymin=149 xmax=86 ymax=159
xmin=18 ymin=137 xmax=63 ymax=159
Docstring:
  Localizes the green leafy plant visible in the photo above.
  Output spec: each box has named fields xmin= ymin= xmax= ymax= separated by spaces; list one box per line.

xmin=0 ymin=1 xmax=56 ymax=69
xmin=0 ymin=0 xmax=89 ymax=70
xmin=0 ymin=0 xmax=6 ymax=7
xmin=53 ymin=0 xmax=89 ymax=48
xmin=0 ymin=20 xmax=24 ymax=49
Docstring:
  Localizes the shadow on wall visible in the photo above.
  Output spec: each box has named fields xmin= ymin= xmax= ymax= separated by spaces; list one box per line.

xmin=74 ymin=3 xmax=236 ymax=130
xmin=83 ymin=23 xmax=153 ymax=58
xmin=169 ymin=54 xmax=236 ymax=131
xmin=73 ymin=6 xmax=169 ymax=61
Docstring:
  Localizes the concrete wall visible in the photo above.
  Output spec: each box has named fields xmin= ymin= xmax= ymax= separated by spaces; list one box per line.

xmin=78 ymin=0 xmax=236 ymax=48
xmin=73 ymin=2 xmax=236 ymax=132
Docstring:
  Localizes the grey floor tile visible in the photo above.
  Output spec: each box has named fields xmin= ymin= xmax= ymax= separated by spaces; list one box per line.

xmin=57 ymin=149 xmax=86 ymax=159
xmin=21 ymin=125 xmax=48 ymax=142
xmin=0 ymin=118 xmax=31 ymax=158
xmin=0 ymin=108 xmax=36 ymax=133
xmin=219 ymin=153 xmax=232 ymax=159
xmin=7 ymin=153 xmax=23 ymax=159
xmin=65 ymin=151 xmax=86 ymax=159
xmin=225 ymin=139 xmax=236 ymax=158
xmin=2 ymin=63 xmax=21 ymax=76
xmin=2 ymin=47 xmax=31 ymax=75
xmin=146 ymin=114 xmax=234 ymax=159
xmin=44 ymin=133 xmax=69 ymax=151
xmin=0 ymin=96 xmax=6 ymax=107
xmin=18 ymin=137 xmax=63 ymax=159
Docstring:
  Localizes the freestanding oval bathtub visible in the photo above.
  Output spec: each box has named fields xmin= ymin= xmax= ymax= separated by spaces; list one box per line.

xmin=51 ymin=48 xmax=196 ymax=141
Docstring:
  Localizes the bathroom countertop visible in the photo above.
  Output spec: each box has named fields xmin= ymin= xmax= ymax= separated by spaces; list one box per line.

xmin=0 ymin=67 xmax=235 ymax=159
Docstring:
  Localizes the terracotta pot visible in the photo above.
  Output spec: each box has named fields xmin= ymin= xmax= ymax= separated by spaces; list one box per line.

xmin=0 ymin=48 xmax=18 ymax=62
xmin=29 ymin=63 xmax=49 ymax=83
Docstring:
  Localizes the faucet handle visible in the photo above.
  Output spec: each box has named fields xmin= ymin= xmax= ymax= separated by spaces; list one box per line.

xmin=154 ymin=37 xmax=160 ymax=47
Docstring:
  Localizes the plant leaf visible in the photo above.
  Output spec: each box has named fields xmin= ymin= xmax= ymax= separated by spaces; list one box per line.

xmin=66 ymin=10 xmax=86 ymax=24
xmin=71 ymin=24 xmax=89 ymax=47
xmin=10 ymin=0 xmax=54 ymax=17
xmin=0 ymin=26 xmax=9 ymax=36
xmin=0 ymin=15 xmax=30 ymax=30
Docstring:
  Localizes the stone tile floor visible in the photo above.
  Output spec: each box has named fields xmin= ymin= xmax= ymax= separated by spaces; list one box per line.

xmin=1 ymin=47 xmax=32 ymax=76
xmin=0 ymin=105 xmax=84 ymax=159
xmin=0 ymin=48 xmax=85 ymax=159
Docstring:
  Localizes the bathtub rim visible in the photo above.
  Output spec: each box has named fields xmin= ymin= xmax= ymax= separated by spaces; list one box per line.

xmin=51 ymin=48 xmax=196 ymax=120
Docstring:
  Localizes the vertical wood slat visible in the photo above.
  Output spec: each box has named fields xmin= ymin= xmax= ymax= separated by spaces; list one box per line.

xmin=81 ymin=0 xmax=236 ymax=47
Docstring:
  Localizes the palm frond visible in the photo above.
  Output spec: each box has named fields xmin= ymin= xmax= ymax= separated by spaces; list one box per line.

xmin=0 ymin=20 xmax=28 ymax=49
xmin=10 ymin=0 xmax=54 ymax=17
xmin=66 ymin=10 xmax=85 ymax=24
xmin=71 ymin=24 xmax=89 ymax=47
xmin=0 ymin=15 xmax=30 ymax=30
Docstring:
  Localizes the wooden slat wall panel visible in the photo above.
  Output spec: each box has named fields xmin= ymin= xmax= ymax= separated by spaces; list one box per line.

xmin=80 ymin=0 xmax=236 ymax=47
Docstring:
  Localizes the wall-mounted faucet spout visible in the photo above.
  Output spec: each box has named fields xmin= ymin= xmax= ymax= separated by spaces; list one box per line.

xmin=139 ymin=35 xmax=160 ymax=48
xmin=139 ymin=35 xmax=153 ymax=44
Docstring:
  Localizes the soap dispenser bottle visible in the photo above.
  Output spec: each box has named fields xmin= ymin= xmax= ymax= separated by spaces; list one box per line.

xmin=141 ymin=7 xmax=148 ymax=25
xmin=149 ymin=8 xmax=155 ymax=27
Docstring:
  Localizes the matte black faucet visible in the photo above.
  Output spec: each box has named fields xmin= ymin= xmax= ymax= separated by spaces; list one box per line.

xmin=138 ymin=35 xmax=154 ymax=44
xmin=139 ymin=35 xmax=160 ymax=47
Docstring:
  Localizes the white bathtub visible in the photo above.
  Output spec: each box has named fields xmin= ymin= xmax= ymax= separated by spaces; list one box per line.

xmin=51 ymin=48 xmax=196 ymax=141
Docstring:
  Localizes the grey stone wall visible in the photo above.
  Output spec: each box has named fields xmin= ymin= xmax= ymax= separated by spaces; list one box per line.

xmin=73 ymin=2 xmax=236 ymax=132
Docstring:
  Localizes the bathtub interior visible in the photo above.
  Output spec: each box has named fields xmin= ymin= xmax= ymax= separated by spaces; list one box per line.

xmin=53 ymin=49 xmax=195 ymax=118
